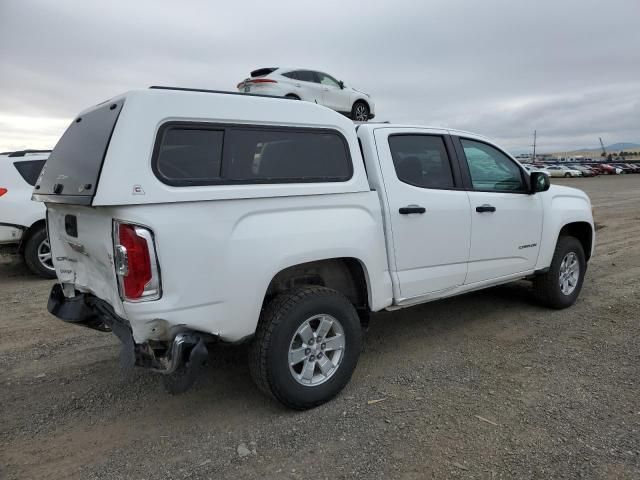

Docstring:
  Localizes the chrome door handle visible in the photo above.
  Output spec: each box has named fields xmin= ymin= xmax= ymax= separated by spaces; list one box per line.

xmin=475 ymin=204 xmax=496 ymax=213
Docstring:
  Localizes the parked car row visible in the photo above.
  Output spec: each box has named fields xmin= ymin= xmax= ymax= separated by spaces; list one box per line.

xmin=526 ymin=162 xmax=640 ymax=177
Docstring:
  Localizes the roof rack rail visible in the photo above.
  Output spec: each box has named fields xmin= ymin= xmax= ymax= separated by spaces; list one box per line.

xmin=6 ymin=149 xmax=52 ymax=157
xmin=149 ymin=86 xmax=290 ymax=101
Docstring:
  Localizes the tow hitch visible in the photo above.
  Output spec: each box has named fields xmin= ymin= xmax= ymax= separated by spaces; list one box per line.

xmin=47 ymin=284 xmax=209 ymax=393
xmin=159 ymin=334 xmax=209 ymax=394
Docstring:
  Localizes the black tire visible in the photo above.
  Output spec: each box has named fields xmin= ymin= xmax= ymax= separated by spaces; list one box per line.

xmin=285 ymin=94 xmax=300 ymax=100
xmin=23 ymin=227 xmax=56 ymax=279
xmin=564 ymin=172 xmax=571 ymax=178
xmin=533 ymin=236 xmax=586 ymax=309
xmin=351 ymin=101 xmax=369 ymax=121
xmin=249 ymin=286 xmax=362 ymax=410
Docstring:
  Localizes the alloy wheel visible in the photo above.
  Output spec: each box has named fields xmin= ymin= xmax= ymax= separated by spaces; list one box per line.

xmin=354 ymin=104 xmax=368 ymax=121
xmin=37 ymin=238 xmax=55 ymax=271
xmin=559 ymin=252 xmax=579 ymax=295
xmin=288 ymin=314 xmax=345 ymax=386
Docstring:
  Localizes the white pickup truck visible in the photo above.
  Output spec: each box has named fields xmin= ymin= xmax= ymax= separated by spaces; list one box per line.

xmin=35 ymin=87 xmax=594 ymax=409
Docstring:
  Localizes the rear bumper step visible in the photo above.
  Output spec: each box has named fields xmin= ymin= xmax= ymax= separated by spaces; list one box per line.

xmin=47 ymin=284 xmax=207 ymax=376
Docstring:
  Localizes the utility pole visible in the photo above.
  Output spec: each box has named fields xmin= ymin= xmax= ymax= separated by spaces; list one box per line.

xmin=599 ymin=137 xmax=606 ymax=157
xmin=531 ymin=130 xmax=537 ymax=162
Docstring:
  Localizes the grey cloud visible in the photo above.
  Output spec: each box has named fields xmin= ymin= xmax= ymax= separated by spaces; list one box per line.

xmin=0 ymin=0 xmax=638 ymax=152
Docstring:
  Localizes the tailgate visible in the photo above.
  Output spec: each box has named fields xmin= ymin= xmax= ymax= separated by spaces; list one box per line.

xmin=47 ymin=203 xmax=124 ymax=316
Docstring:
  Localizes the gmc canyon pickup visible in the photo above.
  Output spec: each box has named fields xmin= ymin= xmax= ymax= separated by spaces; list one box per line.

xmin=34 ymin=87 xmax=594 ymax=409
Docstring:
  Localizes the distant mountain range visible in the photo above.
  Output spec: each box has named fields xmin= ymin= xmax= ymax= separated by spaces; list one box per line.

xmin=576 ymin=142 xmax=640 ymax=153
xmin=598 ymin=142 xmax=640 ymax=151
xmin=552 ymin=142 xmax=640 ymax=156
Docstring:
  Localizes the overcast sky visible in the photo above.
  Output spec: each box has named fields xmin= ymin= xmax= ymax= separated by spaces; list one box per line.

xmin=1 ymin=0 xmax=638 ymax=154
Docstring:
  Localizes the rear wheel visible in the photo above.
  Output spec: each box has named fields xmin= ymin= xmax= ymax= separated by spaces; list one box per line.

xmin=351 ymin=101 xmax=369 ymax=121
xmin=534 ymin=236 xmax=586 ymax=309
xmin=24 ymin=227 xmax=56 ymax=279
xmin=285 ymin=94 xmax=300 ymax=100
xmin=249 ymin=286 xmax=362 ymax=410
xmin=564 ymin=172 xmax=571 ymax=178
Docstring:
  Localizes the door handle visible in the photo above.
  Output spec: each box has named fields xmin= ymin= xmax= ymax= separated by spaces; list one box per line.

xmin=475 ymin=204 xmax=496 ymax=213
xmin=399 ymin=205 xmax=426 ymax=214
xmin=295 ymin=83 xmax=301 ymax=87
xmin=323 ymin=87 xmax=329 ymax=91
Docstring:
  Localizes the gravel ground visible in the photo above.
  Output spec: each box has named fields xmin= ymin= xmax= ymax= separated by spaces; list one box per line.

xmin=1 ymin=175 xmax=639 ymax=479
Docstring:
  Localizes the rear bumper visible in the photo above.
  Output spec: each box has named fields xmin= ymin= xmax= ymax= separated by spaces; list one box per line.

xmin=47 ymin=284 xmax=206 ymax=372
xmin=0 ymin=223 xmax=25 ymax=244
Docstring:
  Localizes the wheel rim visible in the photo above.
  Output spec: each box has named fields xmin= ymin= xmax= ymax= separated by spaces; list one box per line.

xmin=355 ymin=104 xmax=368 ymax=121
xmin=559 ymin=252 xmax=579 ymax=295
xmin=288 ymin=314 xmax=345 ymax=386
xmin=37 ymin=238 xmax=55 ymax=271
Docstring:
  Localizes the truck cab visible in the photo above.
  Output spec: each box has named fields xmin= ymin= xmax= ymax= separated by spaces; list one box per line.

xmin=36 ymin=88 xmax=594 ymax=409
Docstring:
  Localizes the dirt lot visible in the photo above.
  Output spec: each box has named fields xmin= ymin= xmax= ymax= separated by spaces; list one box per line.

xmin=1 ymin=175 xmax=639 ymax=479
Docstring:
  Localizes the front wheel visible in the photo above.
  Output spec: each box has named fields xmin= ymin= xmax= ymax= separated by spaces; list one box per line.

xmin=249 ymin=286 xmax=362 ymax=410
xmin=23 ymin=227 xmax=56 ymax=279
xmin=564 ymin=172 xmax=571 ymax=178
xmin=351 ymin=101 xmax=369 ymax=121
xmin=533 ymin=236 xmax=586 ymax=309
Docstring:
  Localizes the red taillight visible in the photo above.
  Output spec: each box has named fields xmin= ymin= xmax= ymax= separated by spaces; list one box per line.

xmin=0 ymin=188 xmax=7 ymax=197
xmin=114 ymin=222 xmax=160 ymax=301
xmin=248 ymin=78 xmax=277 ymax=84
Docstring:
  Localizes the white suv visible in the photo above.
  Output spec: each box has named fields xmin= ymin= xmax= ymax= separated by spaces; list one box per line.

xmin=237 ymin=67 xmax=375 ymax=121
xmin=0 ymin=150 xmax=55 ymax=278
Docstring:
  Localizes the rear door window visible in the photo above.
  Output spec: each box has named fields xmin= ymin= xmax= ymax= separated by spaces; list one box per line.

xmin=13 ymin=159 xmax=47 ymax=186
xmin=388 ymin=135 xmax=455 ymax=189
xmin=296 ymin=70 xmax=318 ymax=83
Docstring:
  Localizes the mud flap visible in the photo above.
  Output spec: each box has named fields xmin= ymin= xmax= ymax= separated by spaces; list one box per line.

xmin=109 ymin=318 xmax=137 ymax=370
xmin=162 ymin=338 xmax=208 ymax=394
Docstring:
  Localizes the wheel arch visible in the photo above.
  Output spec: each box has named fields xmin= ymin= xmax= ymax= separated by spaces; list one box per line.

xmin=262 ymin=257 xmax=372 ymax=324
xmin=558 ymin=221 xmax=593 ymax=261
xmin=19 ymin=219 xmax=47 ymax=253
xmin=352 ymin=98 xmax=370 ymax=112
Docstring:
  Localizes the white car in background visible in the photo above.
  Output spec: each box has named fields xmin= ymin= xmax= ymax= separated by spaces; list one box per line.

xmin=237 ymin=67 xmax=375 ymax=121
xmin=544 ymin=165 xmax=582 ymax=178
xmin=524 ymin=165 xmax=551 ymax=176
xmin=0 ymin=150 xmax=55 ymax=278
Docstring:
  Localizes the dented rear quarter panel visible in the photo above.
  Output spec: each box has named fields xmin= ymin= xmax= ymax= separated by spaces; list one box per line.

xmin=111 ymin=192 xmax=391 ymax=343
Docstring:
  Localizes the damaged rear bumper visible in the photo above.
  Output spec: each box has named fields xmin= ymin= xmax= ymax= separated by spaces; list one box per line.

xmin=47 ymin=284 xmax=207 ymax=375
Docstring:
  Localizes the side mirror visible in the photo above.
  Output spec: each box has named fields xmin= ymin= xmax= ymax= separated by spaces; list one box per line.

xmin=530 ymin=171 xmax=550 ymax=193
xmin=338 ymin=80 xmax=345 ymax=89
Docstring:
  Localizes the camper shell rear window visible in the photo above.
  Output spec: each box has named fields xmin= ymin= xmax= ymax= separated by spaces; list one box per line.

xmin=152 ymin=123 xmax=353 ymax=186
xmin=33 ymin=100 xmax=124 ymax=204
xmin=13 ymin=159 xmax=47 ymax=186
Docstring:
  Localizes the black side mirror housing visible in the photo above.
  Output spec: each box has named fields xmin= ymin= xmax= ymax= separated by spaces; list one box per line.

xmin=530 ymin=171 xmax=550 ymax=193
xmin=338 ymin=80 xmax=345 ymax=89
